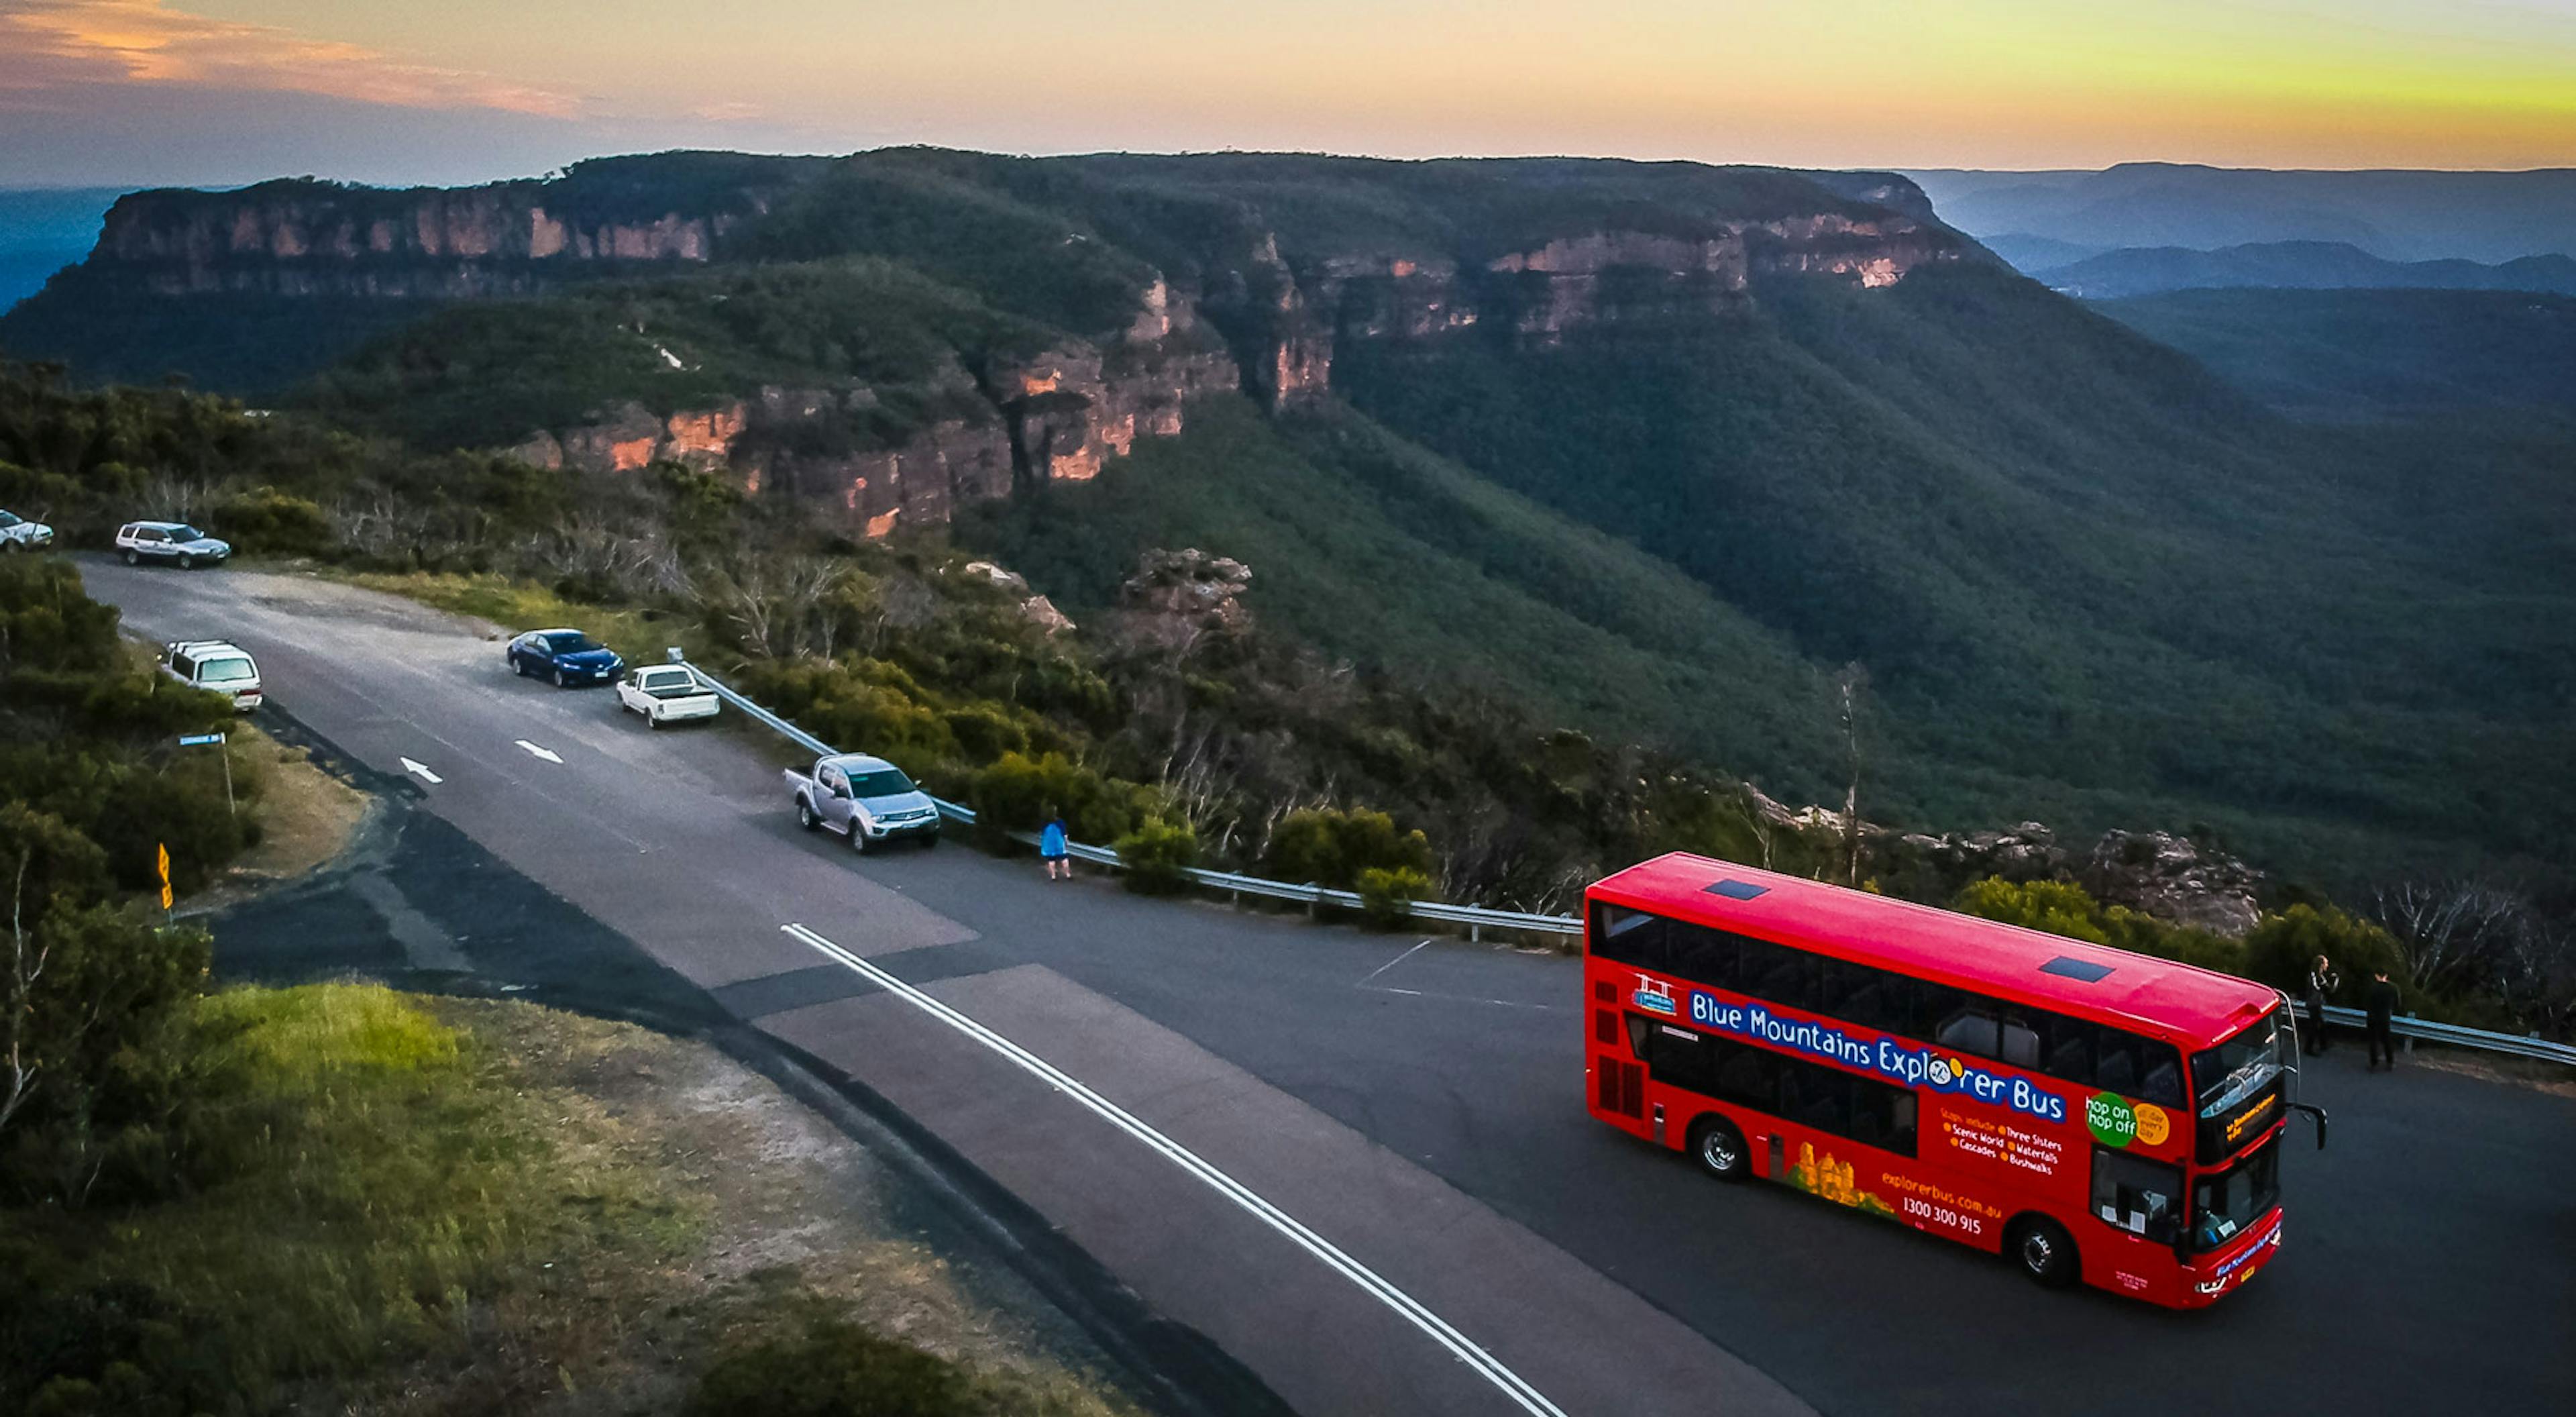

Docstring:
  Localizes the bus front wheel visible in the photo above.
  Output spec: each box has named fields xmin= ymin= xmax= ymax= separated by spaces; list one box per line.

xmin=1688 ymin=1116 xmax=1750 ymax=1182
xmin=2008 ymin=1216 xmax=2079 ymax=1289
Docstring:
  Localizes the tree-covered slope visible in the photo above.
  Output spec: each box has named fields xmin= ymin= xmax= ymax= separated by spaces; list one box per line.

xmin=3 ymin=148 xmax=2567 ymax=896
xmin=957 ymin=397 xmax=1848 ymax=802
xmin=2091 ymin=287 xmax=2576 ymax=420
xmin=1315 ymin=262 xmax=2576 ymax=876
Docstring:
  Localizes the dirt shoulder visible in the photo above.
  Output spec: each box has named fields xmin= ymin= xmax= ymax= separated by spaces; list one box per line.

xmin=384 ymin=995 xmax=1144 ymax=1416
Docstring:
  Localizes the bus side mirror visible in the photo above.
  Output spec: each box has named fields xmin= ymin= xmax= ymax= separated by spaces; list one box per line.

xmin=2292 ymin=1101 xmax=2328 ymax=1151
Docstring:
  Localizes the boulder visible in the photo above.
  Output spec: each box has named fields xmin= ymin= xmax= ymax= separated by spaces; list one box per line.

xmin=1112 ymin=547 xmax=1254 ymax=652
xmin=961 ymin=560 xmax=1032 ymax=596
xmin=2082 ymin=830 xmax=2263 ymax=939
xmin=1020 ymin=594 xmax=1076 ymax=637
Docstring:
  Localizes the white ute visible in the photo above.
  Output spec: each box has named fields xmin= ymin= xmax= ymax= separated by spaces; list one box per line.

xmin=616 ymin=664 xmax=720 ymax=728
xmin=161 ymin=639 xmax=262 ymax=712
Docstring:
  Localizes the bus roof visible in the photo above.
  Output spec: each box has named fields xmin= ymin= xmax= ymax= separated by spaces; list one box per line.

xmin=1589 ymin=852 xmax=2278 ymax=1048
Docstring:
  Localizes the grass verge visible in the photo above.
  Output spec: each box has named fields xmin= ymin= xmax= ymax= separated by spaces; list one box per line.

xmin=1 ymin=984 xmax=1141 ymax=1416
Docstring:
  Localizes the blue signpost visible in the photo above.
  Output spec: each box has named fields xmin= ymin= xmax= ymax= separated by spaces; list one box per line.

xmin=176 ymin=732 xmax=233 ymax=815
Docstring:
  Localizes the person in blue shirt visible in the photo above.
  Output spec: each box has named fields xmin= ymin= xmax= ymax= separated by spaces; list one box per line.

xmin=1039 ymin=810 xmax=1071 ymax=882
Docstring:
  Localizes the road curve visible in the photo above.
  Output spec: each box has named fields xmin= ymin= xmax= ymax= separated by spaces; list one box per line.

xmin=91 ymin=559 xmax=2576 ymax=1416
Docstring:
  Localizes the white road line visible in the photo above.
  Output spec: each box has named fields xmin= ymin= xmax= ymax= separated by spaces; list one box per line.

xmin=515 ymin=739 xmax=564 ymax=764
xmin=1357 ymin=985 xmax=1560 ymax=1012
xmin=1357 ymin=939 xmax=1432 ymax=986
xmin=782 ymin=923 xmax=1568 ymax=1417
xmin=398 ymin=756 xmax=443 ymax=784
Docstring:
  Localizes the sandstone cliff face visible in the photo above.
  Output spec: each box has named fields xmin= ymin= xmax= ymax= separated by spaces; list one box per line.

xmin=92 ymin=182 xmax=755 ymax=297
xmin=70 ymin=159 xmax=1961 ymax=528
xmin=1207 ymin=210 xmax=1961 ymax=404
xmin=509 ymin=290 xmax=1237 ymax=539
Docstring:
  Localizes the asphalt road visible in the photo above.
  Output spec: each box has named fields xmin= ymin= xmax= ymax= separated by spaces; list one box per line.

xmin=95 ymin=560 xmax=2576 ymax=1416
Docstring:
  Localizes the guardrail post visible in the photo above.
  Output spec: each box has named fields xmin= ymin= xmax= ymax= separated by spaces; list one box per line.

xmin=1470 ymin=923 xmax=1482 ymax=945
xmin=2405 ymin=1013 xmax=2416 ymax=1055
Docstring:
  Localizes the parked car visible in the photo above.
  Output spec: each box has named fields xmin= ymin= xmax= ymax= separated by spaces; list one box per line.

xmin=506 ymin=628 xmax=624 ymax=686
xmin=161 ymin=639 xmax=262 ymax=712
xmin=616 ymin=664 xmax=720 ymax=728
xmin=0 ymin=509 xmax=53 ymax=552
xmin=114 ymin=521 xmax=231 ymax=568
xmin=784 ymin=753 xmax=942 ymax=852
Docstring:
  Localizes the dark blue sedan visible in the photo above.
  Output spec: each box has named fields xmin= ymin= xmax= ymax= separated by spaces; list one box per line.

xmin=507 ymin=628 xmax=625 ymax=686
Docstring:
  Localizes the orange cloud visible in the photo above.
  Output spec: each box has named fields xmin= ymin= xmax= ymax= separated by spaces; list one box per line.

xmin=0 ymin=0 xmax=580 ymax=117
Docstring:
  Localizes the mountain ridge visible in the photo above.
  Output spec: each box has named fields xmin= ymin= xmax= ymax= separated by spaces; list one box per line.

xmin=1907 ymin=163 xmax=2576 ymax=264
xmin=2 ymin=147 xmax=2568 ymax=896
xmin=2033 ymin=239 xmax=2576 ymax=299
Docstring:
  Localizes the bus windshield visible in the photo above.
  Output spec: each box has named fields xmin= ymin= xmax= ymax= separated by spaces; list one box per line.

xmin=2192 ymin=1006 xmax=2286 ymax=1116
xmin=2192 ymin=1135 xmax=2282 ymax=1251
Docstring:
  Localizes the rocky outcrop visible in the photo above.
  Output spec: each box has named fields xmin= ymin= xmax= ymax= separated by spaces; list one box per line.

xmin=959 ymin=562 xmax=1076 ymax=635
xmin=996 ymin=325 xmax=1237 ymax=486
xmin=1112 ymin=548 xmax=1254 ymax=653
xmin=506 ymin=301 xmax=1236 ymax=536
xmin=2082 ymin=831 xmax=2264 ymax=939
xmin=1892 ymin=821 xmax=2067 ymax=884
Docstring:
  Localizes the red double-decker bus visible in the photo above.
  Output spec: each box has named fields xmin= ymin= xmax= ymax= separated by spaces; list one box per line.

xmin=1585 ymin=853 xmax=2324 ymax=1308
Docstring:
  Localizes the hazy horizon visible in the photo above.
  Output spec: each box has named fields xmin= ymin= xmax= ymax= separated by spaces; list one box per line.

xmin=4 ymin=1 xmax=2570 ymax=189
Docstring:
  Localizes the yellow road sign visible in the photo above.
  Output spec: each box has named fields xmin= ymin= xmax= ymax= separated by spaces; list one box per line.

xmin=157 ymin=842 xmax=172 ymax=910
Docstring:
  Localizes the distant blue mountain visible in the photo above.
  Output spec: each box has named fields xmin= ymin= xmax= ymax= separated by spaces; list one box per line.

xmin=1975 ymin=233 xmax=2102 ymax=273
xmin=0 ymin=187 xmax=126 ymax=315
xmin=2031 ymin=240 xmax=2576 ymax=299
xmin=1907 ymin=163 xmax=2576 ymax=265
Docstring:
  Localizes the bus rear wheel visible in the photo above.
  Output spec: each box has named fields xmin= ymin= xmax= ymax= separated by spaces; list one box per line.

xmin=1688 ymin=1116 xmax=1750 ymax=1182
xmin=2008 ymin=1216 xmax=2079 ymax=1289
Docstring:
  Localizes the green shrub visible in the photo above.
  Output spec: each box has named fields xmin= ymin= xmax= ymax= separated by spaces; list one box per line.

xmin=686 ymin=1316 xmax=975 ymax=1417
xmin=1951 ymin=878 xmax=2110 ymax=944
xmin=940 ymin=704 xmax=1028 ymax=764
xmin=1951 ymin=876 xmax=2251 ymax=974
xmin=1262 ymin=807 xmax=1434 ymax=891
xmin=211 ymin=486 xmax=329 ymax=556
xmin=2243 ymin=904 xmax=2406 ymax=1003
xmin=967 ymin=751 xmax=1143 ymax=846
xmin=1113 ymin=818 xmax=1198 ymax=894
xmin=1356 ymin=866 xmax=1432 ymax=929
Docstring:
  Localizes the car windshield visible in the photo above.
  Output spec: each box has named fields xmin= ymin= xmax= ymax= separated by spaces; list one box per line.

xmin=545 ymin=633 xmax=603 ymax=655
xmin=2192 ymin=1135 xmax=2282 ymax=1252
xmin=639 ymin=672 xmax=700 ymax=698
xmin=846 ymin=768 xmax=917 ymax=797
xmin=168 ymin=525 xmax=205 ymax=543
xmin=0 ymin=511 xmax=18 ymax=527
xmin=197 ymin=657 xmax=256 ymax=684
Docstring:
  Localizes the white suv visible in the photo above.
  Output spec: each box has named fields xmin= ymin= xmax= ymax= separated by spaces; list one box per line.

xmin=0 ymin=509 xmax=52 ymax=552
xmin=162 ymin=640 xmax=262 ymax=712
xmin=115 ymin=521 xmax=231 ymax=568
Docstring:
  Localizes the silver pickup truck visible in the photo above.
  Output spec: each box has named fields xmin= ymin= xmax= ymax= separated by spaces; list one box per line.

xmin=784 ymin=753 xmax=943 ymax=853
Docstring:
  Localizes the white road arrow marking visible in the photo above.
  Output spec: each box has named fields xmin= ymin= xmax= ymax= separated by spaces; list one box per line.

xmin=515 ymin=739 xmax=563 ymax=764
xmin=399 ymin=757 xmax=443 ymax=784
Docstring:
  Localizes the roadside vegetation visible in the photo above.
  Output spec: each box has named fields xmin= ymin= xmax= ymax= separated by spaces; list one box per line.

xmin=0 ymin=548 xmax=1142 ymax=1412
xmin=1 ymin=355 xmax=2567 ymax=1039
xmin=3 ymin=984 xmax=1142 ymax=1416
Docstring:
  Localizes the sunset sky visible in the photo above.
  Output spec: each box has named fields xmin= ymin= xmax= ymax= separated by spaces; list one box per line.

xmin=3 ymin=0 xmax=2572 ymax=187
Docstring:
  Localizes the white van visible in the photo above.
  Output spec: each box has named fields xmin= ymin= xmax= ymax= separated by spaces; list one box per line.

xmin=162 ymin=639 xmax=262 ymax=712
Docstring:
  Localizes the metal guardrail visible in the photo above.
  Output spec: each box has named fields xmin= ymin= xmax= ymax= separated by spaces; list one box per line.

xmin=678 ymin=651 xmax=1576 ymax=941
xmin=680 ymin=651 xmax=2572 ymax=1058
xmin=2317 ymin=1004 xmax=2576 ymax=1066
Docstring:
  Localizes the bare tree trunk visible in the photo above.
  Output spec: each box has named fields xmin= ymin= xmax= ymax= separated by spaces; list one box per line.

xmin=1835 ymin=663 xmax=1868 ymax=888
xmin=2 ymin=850 xmax=46 ymax=1137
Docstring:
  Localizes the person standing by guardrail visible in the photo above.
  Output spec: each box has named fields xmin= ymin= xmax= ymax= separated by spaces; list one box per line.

xmin=2365 ymin=969 xmax=2402 ymax=1071
xmin=2303 ymin=955 xmax=2340 ymax=1055
xmin=1040 ymin=809 xmax=1071 ymax=882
